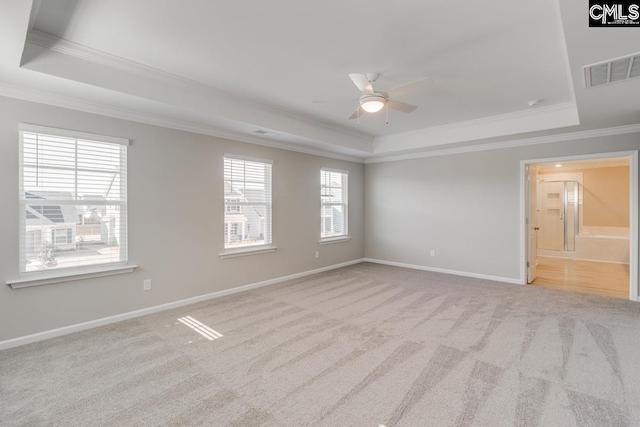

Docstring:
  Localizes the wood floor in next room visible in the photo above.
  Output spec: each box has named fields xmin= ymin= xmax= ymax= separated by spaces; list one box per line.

xmin=531 ymin=256 xmax=630 ymax=298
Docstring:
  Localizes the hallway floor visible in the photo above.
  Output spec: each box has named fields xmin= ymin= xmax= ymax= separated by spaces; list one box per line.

xmin=531 ymin=256 xmax=630 ymax=298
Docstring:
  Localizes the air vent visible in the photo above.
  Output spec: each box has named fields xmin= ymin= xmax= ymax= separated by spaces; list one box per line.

xmin=584 ymin=53 xmax=640 ymax=87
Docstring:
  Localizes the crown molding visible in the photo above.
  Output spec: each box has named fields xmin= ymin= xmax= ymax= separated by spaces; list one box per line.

xmin=21 ymin=30 xmax=586 ymax=161
xmin=365 ymin=124 xmax=640 ymax=164
xmin=5 ymin=80 xmax=637 ymax=166
xmin=373 ymin=101 xmax=580 ymax=153
xmin=16 ymin=31 xmax=616 ymax=166
xmin=0 ymin=83 xmax=365 ymax=163
xmin=26 ymin=29 xmax=201 ymax=87
xmin=6 ymin=80 xmax=637 ymax=166
xmin=24 ymin=30 xmax=372 ymax=145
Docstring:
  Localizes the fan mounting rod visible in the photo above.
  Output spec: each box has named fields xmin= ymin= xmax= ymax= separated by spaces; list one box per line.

xmin=365 ymin=73 xmax=379 ymax=83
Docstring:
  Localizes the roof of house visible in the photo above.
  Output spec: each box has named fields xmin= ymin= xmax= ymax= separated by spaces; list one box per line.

xmin=25 ymin=192 xmax=79 ymax=225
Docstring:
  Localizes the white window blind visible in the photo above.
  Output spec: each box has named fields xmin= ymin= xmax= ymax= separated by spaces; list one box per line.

xmin=19 ymin=125 xmax=128 ymax=273
xmin=224 ymin=155 xmax=272 ymax=249
xmin=321 ymin=168 xmax=348 ymax=239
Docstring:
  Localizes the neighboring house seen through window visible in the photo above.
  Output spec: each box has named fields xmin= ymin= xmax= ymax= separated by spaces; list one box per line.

xmin=224 ymin=155 xmax=272 ymax=249
xmin=321 ymin=168 xmax=348 ymax=239
xmin=19 ymin=125 xmax=128 ymax=273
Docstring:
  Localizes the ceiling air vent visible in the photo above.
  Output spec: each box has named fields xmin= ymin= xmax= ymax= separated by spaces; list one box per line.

xmin=584 ymin=53 xmax=640 ymax=87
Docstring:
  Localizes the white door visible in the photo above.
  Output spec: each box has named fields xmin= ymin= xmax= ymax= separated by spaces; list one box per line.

xmin=527 ymin=165 xmax=538 ymax=283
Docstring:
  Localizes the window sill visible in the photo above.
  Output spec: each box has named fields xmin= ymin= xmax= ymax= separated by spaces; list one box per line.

xmin=318 ymin=236 xmax=352 ymax=245
xmin=219 ymin=245 xmax=277 ymax=259
xmin=7 ymin=264 xmax=138 ymax=289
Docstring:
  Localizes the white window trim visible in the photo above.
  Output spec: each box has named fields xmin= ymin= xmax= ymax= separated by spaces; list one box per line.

xmin=219 ymin=245 xmax=277 ymax=259
xmin=7 ymin=264 xmax=137 ymax=289
xmin=223 ymin=153 xmax=273 ymax=164
xmin=19 ymin=123 xmax=130 ymax=146
xmin=320 ymin=167 xmax=349 ymax=174
xmin=18 ymin=124 xmax=130 ymax=279
xmin=318 ymin=236 xmax=352 ymax=245
xmin=320 ymin=167 xmax=349 ymax=241
xmin=224 ymin=154 xmax=273 ymax=250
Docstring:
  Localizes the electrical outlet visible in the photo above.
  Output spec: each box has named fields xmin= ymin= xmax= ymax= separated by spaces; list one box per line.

xmin=430 ymin=250 xmax=436 ymax=257
xmin=315 ymin=251 xmax=319 ymax=259
xmin=143 ymin=279 xmax=152 ymax=291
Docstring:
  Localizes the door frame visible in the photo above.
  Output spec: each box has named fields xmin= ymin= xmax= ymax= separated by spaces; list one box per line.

xmin=520 ymin=150 xmax=639 ymax=301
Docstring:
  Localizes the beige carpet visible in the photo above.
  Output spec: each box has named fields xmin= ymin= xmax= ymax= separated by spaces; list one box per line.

xmin=2 ymin=262 xmax=640 ymax=426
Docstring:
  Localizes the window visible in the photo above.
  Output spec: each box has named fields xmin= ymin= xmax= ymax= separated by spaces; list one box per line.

xmin=321 ymin=168 xmax=348 ymax=239
xmin=226 ymin=206 xmax=242 ymax=213
xmin=224 ymin=155 xmax=272 ymax=249
xmin=53 ymin=228 xmax=72 ymax=245
xmin=19 ymin=125 xmax=128 ymax=273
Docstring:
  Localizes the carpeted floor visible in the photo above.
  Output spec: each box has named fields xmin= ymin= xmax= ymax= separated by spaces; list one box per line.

xmin=2 ymin=262 xmax=640 ymax=426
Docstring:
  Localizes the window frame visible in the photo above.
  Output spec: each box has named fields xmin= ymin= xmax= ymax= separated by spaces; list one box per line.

xmin=320 ymin=167 xmax=350 ymax=242
xmin=16 ymin=124 xmax=131 ymax=282
xmin=221 ymin=154 xmax=275 ymax=257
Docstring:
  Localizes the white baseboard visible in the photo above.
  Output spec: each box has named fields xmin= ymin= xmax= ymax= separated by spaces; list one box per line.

xmin=0 ymin=258 xmax=365 ymax=351
xmin=363 ymin=258 xmax=522 ymax=285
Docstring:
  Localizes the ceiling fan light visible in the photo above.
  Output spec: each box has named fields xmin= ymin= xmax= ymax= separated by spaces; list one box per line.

xmin=360 ymin=96 xmax=386 ymax=113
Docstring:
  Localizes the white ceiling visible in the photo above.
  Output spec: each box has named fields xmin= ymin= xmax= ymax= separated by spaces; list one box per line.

xmin=31 ymin=0 xmax=574 ymax=136
xmin=0 ymin=0 xmax=638 ymax=161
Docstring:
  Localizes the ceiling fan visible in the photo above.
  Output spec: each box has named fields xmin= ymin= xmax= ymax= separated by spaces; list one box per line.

xmin=314 ymin=73 xmax=429 ymax=124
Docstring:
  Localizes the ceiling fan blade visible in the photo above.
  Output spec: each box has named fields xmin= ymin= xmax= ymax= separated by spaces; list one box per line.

xmin=348 ymin=106 xmax=365 ymax=120
xmin=349 ymin=74 xmax=374 ymax=95
xmin=385 ymin=76 xmax=432 ymax=99
xmin=386 ymin=100 xmax=417 ymax=113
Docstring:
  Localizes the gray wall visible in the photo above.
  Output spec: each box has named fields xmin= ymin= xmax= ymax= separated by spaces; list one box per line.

xmin=0 ymin=96 xmax=364 ymax=341
xmin=365 ymin=133 xmax=640 ymax=280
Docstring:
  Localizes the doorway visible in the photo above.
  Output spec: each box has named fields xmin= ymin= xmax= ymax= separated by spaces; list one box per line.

xmin=521 ymin=152 xmax=638 ymax=300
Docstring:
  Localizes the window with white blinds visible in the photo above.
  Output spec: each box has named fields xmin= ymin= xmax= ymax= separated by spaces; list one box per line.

xmin=321 ymin=168 xmax=348 ymax=239
xmin=19 ymin=125 xmax=128 ymax=274
xmin=224 ymin=155 xmax=272 ymax=249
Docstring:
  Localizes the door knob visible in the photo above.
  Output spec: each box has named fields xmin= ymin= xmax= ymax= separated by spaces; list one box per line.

xmin=534 ymin=227 xmax=540 ymax=230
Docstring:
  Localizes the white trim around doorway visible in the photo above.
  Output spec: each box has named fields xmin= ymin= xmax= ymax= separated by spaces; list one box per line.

xmin=520 ymin=151 xmax=639 ymax=302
